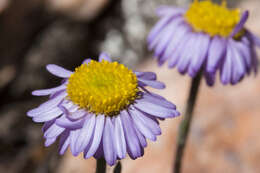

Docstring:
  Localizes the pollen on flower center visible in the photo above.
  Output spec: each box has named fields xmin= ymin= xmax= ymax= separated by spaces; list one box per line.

xmin=67 ymin=60 xmax=139 ymax=116
xmin=185 ymin=0 xmax=240 ymax=37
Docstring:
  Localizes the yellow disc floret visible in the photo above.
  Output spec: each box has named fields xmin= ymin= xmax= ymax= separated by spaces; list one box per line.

xmin=185 ymin=0 xmax=240 ymax=37
xmin=67 ymin=60 xmax=139 ymax=116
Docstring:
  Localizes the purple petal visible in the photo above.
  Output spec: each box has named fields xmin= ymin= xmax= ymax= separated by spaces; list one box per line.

xmin=230 ymin=11 xmax=249 ymax=38
xmin=84 ymin=115 xmax=105 ymax=159
xmin=82 ymin=58 xmax=91 ymax=64
xmin=46 ymin=64 xmax=73 ymax=78
xmin=176 ymin=33 xmax=198 ymax=74
xmin=148 ymin=13 xmax=180 ymax=43
xmin=27 ymin=91 xmax=67 ymax=117
xmin=230 ymin=39 xmax=246 ymax=84
xmin=189 ymin=33 xmax=210 ymax=74
xmin=42 ymin=119 xmax=55 ymax=133
xmin=246 ymin=31 xmax=260 ymax=47
xmin=168 ymin=30 xmax=192 ymax=68
xmin=75 ymin=114 xmax=96 ymax=154
xmin=67 ymin=110 xmax=86 ymax=121
xmin=130 ymin=108 xmax=156 ymax=141
xmin=131 ymin=107 xmax=161 ymax=136
xmin=59 ymin=105 xmax=86 ymax=121
xmin=70 ymin=129 xmax=81 ymax=156
xmin=45 ymin=137 xmax=57 ymax=147
xmin=59 ymin=130 xmax=70 ymax=155
xmin=120 ymin=110 xmax=142 ymax=159
xmin=138 ymin=79 xmax=165 ymax=89
xmin=56 ymin=115 xmax=85 ymax=130
xmin=234 ymin=38 xmax=252 ymax=74
xmin=220 ymin=44 xmax=233 ymax=84
xmin=44 ymin=123 xmax=64 ymax=138
xmin=103 ymin=117 xmax=116 ymax=166
xmin=204 ymin=71 xmax=215 ymax=86
xmin=134 ymin=99 xmax=180 ymax=118
xmin=93 ymin=142 xmax=104 ymax=159
xmin=135 ymin=72 xmax=157 ymax=80
xmin=133 ymin=125 xmax=147 ymax=148
xmin=156 ymin=6 xmax=185 ymax=17
xmin=141 ymin=92 xmax=176 ymax=109
xmin=206 ymin=36 xmax=226 ymax=73
xmin=32 ymin=108 xmax=63 ymax=122
xmin=149 ymin=17 xmax=183 ymax=52
xmin=163 ymin=24 xmax=191 ymax=66
xmin=32 ymin=85 xmax=66 ymax=96
xmin=99 ymin=52 xmax=112 ymax=62
xmin=114 ymin=116 xmax=127 ymax=159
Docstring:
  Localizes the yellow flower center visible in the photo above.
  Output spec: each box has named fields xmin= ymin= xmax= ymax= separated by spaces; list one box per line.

xmin=185 ymin=0 xmax=240 ymax=37
xmin=67 ymin=60 xmax=139 ymax=116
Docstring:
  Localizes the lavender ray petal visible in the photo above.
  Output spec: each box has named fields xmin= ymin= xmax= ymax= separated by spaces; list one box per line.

xmin=163 ymin=24 xmax=190 ymax=65
xmin=138 ymin=79 xmax=165 ymax=89
xmin=32 ymin=85 xmax=66 ymax=96
xmin=131 ymin=107 xmax=161 ymax=135
xmin=120 ymin=110 xmax=142 ymax=159
xmin=230 ymin=40 xmax=246 ymax=84
xmin=134 ymin=100 xmax=180 ymax=118
xmin=42 ymin=119 xmax=56 ymax=133
xmin=148 ymin=14 xmax=177 ymax=43
xmin=84 ymin=115 xmax=105 ymax=159
xmin=153 ymin=18 xmax=183 ymax=55
xmin=204 ymin=71 xmax=215 ymax=86
xmin=130 ymin=109 xmax=156 ymax=141
xmin=190 ymin=33 xmax=210 ymax=74
xmin=32 ymin=108 xmax=63 ymax=122
xmin=45 ymin=137 xmax=57 ymax=147
xmin=220 ymin=44 xmax=233 ymax=84
xmin=27 ymin=91 xmax=67 ymax=117
xmin=141 ymin=92 xmax=176 ymax=109
xmin=168 ymin=31 xmax=192 ymax=68
xmin=70 ymin=129 xmax=81 ymax=156
xmin=230 ymin=11 xmax=249 ymax=38
xmin=99 ymin=52 xmax=112 ymax=62
xmin=56 ymin=115 xmax=85 ymax=130
xmin=46 ymin=64 xmax=73 ymax=78
xmin=44 ymin=123 xmax=64 ymax=139
xmin=114 ymin=115 xmax=127 ymax=159
xmin=234 ymin=38 xmax=252 ymax=74
xmin=206 ymin=36 xmax=227 ymax=73
xmin=59 ymin=130 xmax=70 ymax=155
xmin=246 ymin=31 xmax=260 ymax=47
xmin=135 ymin=72 xmax=157 ymax=80
xmin=133 ymin=125 xmax=147 ymax=148
xmin=82 ymin=58 xmax=91 ymax=64
xmin=103 ymin=117 xmax=116 ymax=166
xmin=75 ymin=114 xmax=96 ymax=154
xmin=156 ymin=6 xmax=185 ymax=17
xmin=177 ymin=33 xmax=197 ymax=74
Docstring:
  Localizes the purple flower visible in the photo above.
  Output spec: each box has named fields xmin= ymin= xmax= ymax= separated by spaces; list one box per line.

xmin=148 ymin=0 xmax=260 ymax=86
xmin=27 ymin=52 xmax=180 ymax=166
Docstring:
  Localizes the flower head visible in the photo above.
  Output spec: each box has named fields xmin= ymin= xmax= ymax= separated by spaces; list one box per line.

xmin=148 ymin=0 xmax=260 ymax=85
xmin=27 ymin=53 xmax=180 ymax=166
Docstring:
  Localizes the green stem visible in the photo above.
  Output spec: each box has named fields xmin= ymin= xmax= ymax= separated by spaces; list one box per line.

xmin=113 ymin=161 xmax=122 ymax=173
xmin=173 ymin=73 xmax=202 ymax=173
xmin=96 ymin=158 xmax=106 ymax=173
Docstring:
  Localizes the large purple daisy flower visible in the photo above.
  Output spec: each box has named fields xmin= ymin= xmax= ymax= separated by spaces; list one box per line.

xmin=27 ymin=53 xmax=180 ymax=166
xmin=148 ymin=0 xmax=260 ymax=85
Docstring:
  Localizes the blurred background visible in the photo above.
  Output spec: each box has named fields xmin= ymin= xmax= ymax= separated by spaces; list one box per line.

xmin=0 ymin=0 xmax=260 ymax=172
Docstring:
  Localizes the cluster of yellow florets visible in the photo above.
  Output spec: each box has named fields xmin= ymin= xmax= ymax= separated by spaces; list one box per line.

xmin=185 ymin=0 xmax=240 ymax=37
xmin=67 ymin=60 xmax=138 ymax=116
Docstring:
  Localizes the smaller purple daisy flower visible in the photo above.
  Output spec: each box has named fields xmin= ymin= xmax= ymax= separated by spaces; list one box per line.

xmin=148 ymin=0 xmax=260 ymax=85
xmin=27 ymin=52 xmax=180 ymax=166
